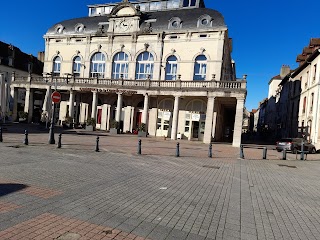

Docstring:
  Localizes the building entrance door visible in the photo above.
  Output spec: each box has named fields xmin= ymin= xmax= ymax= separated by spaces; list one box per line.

xmin=192 ymin=121 xmax=199 ymax=138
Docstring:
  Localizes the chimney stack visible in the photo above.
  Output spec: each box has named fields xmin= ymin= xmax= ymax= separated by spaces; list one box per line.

xmin=280 ymin=65 xmax=290 ymax=79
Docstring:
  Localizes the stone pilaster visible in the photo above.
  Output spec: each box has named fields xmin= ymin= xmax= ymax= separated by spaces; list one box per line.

xmin=171 ymin=96 xmax=180 ymax=140
xmin=232 ymin=98 xmax=245 ymax=147
xmin=116 ymin=93 xmax=123 ymax=122
xmin=203 ymin=97 xmax=215 ymax=144
xmin=91 ymin=91 xmax=98 ymax=119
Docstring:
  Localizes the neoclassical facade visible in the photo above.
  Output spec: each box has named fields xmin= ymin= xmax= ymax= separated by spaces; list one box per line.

xmin=10 ymin=0 xmax=247 ymax=146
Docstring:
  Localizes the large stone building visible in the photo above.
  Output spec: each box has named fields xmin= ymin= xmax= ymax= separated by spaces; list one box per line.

xmin=0 ymin=41 xmax=43 ymax=123
xmin=10 ymin=0 xmax=247 ymax=146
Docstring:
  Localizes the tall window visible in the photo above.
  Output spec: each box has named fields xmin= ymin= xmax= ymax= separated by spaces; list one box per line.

xmin=313 ymin=64 xmax=317 ymax=83
xmin=136 ymin=51 xmax=154 ymax=80
xmin=165 ymin=56 xmax=178 ymax=80
xmin=53 ymin=56 xmax=61 ymax=76
xmin=310 ymin=93 xmax=314 ymax=113
xmin=112 ymin=52 xmax=129 ymax=79
xmin=73 ymin=56 xmax=81 ymax=77
xmin=303 ymin=96 xmax=307 ymax=114
xmin=193 ymin=55 xmax=207 ymax=80
xmin=90 ymin=52 xmax=106 ymax=78
xmin=183 ymin=0 xmax=196 ymax=7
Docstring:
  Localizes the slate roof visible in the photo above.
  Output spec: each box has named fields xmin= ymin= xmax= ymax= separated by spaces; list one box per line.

xmin=45 ymin=8 xmax=225 ymax=35
xmin=0 ymin=41 xmax=43 ymax=75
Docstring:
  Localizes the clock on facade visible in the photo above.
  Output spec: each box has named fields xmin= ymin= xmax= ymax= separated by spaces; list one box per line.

xmin=119 ymin=19 xmax=132 ymax=32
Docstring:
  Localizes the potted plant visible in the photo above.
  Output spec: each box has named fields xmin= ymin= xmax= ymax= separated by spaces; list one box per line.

xmin=85 ymin=117 xmax=96 ymax=131
xmin=138 ymin=123 xmax=147 ymax=137
xmin=18 ymin=111 xmax=28 ymax=123
xmin=63 ymin=116 xmax=74 ymax=129
xmin=110 ymin=119 xmax=120 ymax=134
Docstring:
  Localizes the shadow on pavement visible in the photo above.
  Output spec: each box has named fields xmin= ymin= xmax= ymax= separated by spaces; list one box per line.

xmin=0 ymin=183 xmax=28 ymax=197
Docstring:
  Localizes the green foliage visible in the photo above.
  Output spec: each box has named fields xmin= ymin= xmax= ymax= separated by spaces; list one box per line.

xmin=86 ymin=117 xmax=96 ymax=126
xmin=110 ymin=119 xmax=119 ymax=129
xmin=138 ymin=123 xmax=146 ymax=132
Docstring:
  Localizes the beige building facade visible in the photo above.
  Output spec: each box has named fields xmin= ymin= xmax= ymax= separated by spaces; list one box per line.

xmin=10 ymin=0 xmax=247 ymax=146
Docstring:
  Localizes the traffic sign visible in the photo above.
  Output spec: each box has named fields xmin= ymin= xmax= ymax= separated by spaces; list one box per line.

xmin=51 ymin=91 xmax=61 ymax=103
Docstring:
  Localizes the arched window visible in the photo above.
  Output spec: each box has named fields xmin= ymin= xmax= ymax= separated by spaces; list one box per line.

xmin=165 ymin=55 xmax=178 ymax=80
xmin=193 ymin=55 xmax=207 ymax=80
xmin=90 ymin=52 xmax=106 ymax=78
xmin=73 ymin=56 xmax=81 ymax=77
xmin=136 ymin=51 xmax=154 ymax=80
xmin=53 ymin=56 xmax=61 ymax=76
xmin=112 ymin=52 xmax=129 ymax=79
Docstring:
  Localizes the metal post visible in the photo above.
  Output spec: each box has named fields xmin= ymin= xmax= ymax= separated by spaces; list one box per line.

xmin=240 ymin=144 xmax=244 ymax=159
xmin=48 ymin=103 xmax=56 ymax=144
xmin=282 ymin=149 xmax=286 ymax=160
xmin=208 ymin=143 xmax=212 ymax=158
xmin=176 ymin=142 xmax=180 ymax=157
xmin=95 ymin=136 xmax=99 ymax=152
xmin=57 ymin=133 xmax=62 ymax=149
xmin=263 ymin=147 xmax=267 ymax=160
xmin=24 ymin=130 xmax=28 ymax=145
xmin=0 ymin=127 xmax=3 ymax=142
xmin=138 ymin=139 xmax=141 ymax=155
xmin=300 ymin=141 xmax=304 ymax=160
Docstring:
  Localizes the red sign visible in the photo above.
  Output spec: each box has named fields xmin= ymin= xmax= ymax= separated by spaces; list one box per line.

xmin=51 ymin=91 xmax=61 ymax=103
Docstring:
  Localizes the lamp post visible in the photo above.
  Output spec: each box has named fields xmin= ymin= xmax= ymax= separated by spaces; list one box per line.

xmin=46 ymin=72 xmax=56 ymax=144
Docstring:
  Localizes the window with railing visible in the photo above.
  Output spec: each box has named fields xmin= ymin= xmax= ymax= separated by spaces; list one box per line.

xmin=90 ymin=52 xmax=106 ymax=78
xmin=73 ymin=56 xmax=81 ymax=77
xmin=135 ymin=51 xmax=154 ymax=80
xmin=165 ymin=55 xmax=178 ymax=80
xmin=193 ymin=55 xmax=207 ymax=80
xmin=112 ymin=52 xmax=129 ymax=79
xmin=53 ymin=56 xmax=61 ymax=76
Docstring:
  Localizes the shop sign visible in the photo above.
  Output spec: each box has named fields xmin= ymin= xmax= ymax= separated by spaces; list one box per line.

xmin=79 ymin=88 xmax=137 ymax=95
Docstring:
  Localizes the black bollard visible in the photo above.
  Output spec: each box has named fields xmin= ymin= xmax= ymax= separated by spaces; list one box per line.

xmin=300 ymin=141 xmax=304 ymax=160
xmin=138 ymin=139 xmax=141 ymax=155
xmin=263 ymin=147 xmax=267 ymax=159
xmin=95 ymin=136 xmax=99 ymax=152
xmin=57 ymin=133 xmax=62 ymax=149
xmin=24 ymin=130 xmax=28 ymax=145
xmin=282 ymin=149 xmax=287 ymax=160
xmin=0 ymin=127 xmax=3 ymax=142
xmin=240 ymin=144 xmax=244 ymax=159
xmin=176 ymin=142 xmax=180 ymax=157
xmin=208 ymin=143 xmax=212 ymax=158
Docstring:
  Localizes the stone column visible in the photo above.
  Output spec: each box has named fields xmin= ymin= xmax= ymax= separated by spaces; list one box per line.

xmin=171 ymin=96 xmax=180 ymax=140
xmin=91 ymin=91 xmax=98 ymax=119
xmin=232 ymin=98 xmax=245 ymax=147
xmin=142 ymin=94 xmax=149 ymax=124
xmin=10 ymin=87 xmax=18 ymax=122
xmin=116 ymin=93 xmax=123 ymax=122
xmin=203 ymin=97 xmax=215 ymax=144
xmin=107 ymin=105 xmax=111 ymax=130
xmin=68 ymin=90 xmax=75 ymax=119
xmin=24 ymin=88 xmax=34 ymax=123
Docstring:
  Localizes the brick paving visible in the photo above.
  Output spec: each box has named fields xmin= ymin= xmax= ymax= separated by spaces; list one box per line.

xmin=0 ymin=123 xmax=320 ymax=239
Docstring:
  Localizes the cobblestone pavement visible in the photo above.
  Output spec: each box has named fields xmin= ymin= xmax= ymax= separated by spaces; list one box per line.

xmin=0 ymin=123 xmax=320 ymax=239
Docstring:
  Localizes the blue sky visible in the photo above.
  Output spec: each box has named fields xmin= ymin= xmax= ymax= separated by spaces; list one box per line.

xmin=0 ymin=0 xmax=318 ymax=111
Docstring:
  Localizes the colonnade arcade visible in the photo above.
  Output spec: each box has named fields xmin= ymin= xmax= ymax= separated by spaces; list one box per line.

xmin=10 ymin=86 xmax=244 ymax=146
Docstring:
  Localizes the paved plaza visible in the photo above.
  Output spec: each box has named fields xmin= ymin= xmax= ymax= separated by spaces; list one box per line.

xmin=1 ymin=124 xmax=320 ymax=240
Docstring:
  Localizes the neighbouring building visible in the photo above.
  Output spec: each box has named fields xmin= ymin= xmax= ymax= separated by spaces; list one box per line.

xmin=0 ymin=41 xmax=43 ymax=122
xmin=10 ymin=0 xmax=247 ymax=146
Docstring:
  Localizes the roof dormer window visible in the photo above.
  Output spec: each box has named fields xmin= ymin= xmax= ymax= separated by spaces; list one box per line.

xmin=75 ymin=23 xmax=85 ymax=33
xmin=55 ymin=24 xmax=64 ymax=34
xmin=168 ymin=17 xmax=182 ymax=30
xmin=198 ymin=15 xmax=212 ymax=28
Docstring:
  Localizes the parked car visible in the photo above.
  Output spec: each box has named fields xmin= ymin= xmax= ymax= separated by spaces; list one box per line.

xmin=276 ymin=138 xmax=317 ymax=154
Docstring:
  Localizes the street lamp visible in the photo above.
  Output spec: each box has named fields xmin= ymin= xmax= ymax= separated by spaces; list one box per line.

xmin=46 ymin=72 xmax=56 ymax=144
